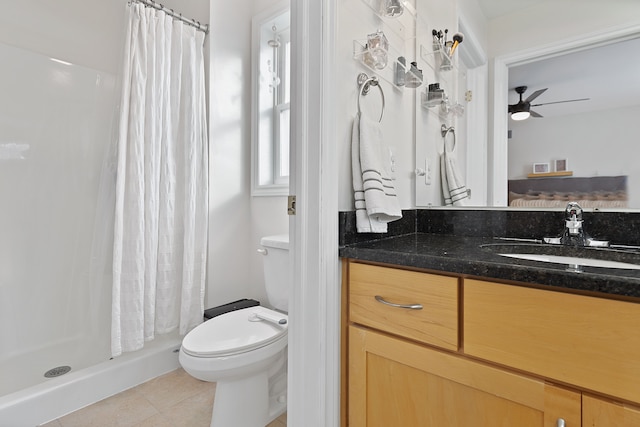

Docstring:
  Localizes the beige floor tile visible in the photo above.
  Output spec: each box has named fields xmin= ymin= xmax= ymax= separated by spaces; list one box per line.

xmin=158 ymin=389 xmax=216 ymax=427
xmin=40 ymin=420 xmax=63 ymax=427
xmin=266 ymin=411 xmax=287 ymax=427
xmin=49 ymin=368 xmax=284 ymax=427
xmin=132 ymin=413 xmax=174 ymax=427
xmin=135 ymin=368 xmax=215 ymax=410
xmin=56 ymin=388 xmax=158 ymax=427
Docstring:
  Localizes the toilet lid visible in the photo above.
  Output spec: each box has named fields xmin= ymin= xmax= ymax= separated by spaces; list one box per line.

xmin=182 ymin=306 xmax=288 ymax=357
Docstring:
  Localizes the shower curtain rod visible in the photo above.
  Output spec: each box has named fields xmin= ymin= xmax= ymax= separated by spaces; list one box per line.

xmin=130 ymin=0 xmax=209 ymax=34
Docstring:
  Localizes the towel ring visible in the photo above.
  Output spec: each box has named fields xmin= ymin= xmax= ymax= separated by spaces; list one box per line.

xmin=441 ymin=124 xmax=456 ymax=151
xmin=357 ymin=73 xmax=385 ymax=123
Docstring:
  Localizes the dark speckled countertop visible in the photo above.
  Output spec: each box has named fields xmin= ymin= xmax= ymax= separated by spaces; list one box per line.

xmin=339 ymin=210 xmax=640 ymax=300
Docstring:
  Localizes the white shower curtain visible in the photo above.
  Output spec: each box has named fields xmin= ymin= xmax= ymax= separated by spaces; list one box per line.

xmin=111 ymin=3 xmax=208 ymax=357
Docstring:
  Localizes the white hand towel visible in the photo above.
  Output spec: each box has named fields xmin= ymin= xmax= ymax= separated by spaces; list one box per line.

xmin=352 ymin=113 xmax=402 ymax=232
xmin=440 ymin=145 xmax=469 ymax=206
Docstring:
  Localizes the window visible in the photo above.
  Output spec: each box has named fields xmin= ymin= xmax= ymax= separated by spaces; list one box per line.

xmin=251 ymin=6 xmax=290 ymax=196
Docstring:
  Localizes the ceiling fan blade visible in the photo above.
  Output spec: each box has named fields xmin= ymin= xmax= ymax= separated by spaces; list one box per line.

xmin=530 ymin=110 xmax=543 ymax=118
xmin=531 ymin=98 xmax=590 ymax=107
xmin=524 ymin=88 xmax=548 ymax=103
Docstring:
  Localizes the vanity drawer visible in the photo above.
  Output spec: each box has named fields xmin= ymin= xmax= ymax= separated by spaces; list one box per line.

xmin=464 ymin=279 xmax=640 ymax=403
xmin=348 ymin=262 xmax=459 ymax=351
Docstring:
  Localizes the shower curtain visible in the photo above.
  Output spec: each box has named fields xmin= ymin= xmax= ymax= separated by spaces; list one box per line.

xmin=111 ymin=2 xmax=208 ymax=357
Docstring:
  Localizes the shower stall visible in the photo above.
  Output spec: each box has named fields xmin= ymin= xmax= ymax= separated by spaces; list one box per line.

xmin=0 ymin=27 xmax=180 ymax=427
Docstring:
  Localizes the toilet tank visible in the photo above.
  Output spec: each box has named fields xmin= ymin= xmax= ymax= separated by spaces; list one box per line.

xmin=260 ymin=234 xmax=290 ymax=312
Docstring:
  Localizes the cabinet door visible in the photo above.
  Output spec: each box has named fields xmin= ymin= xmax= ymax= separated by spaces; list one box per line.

xmin=464 ymin=279 xmax=640 ymax=404
xmin=583 ymin=395 xmax=640 ymax=426
xmin=349 ymin=326 xmax=580 ymax=427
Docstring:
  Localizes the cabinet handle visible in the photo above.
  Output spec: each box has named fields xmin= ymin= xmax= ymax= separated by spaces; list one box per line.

xmin=557 ymin=419 xmax=565 ymax=427
xmin=374 ymin=295 xmax=423 ymax=310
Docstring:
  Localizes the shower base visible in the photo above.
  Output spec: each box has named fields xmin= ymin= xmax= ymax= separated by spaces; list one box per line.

xmin=0 ymin=333 xmax=181 ymax=427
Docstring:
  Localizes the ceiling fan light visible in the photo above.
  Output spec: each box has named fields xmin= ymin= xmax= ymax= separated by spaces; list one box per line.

xmin=511 ymin=111 xmax=530 ymax=121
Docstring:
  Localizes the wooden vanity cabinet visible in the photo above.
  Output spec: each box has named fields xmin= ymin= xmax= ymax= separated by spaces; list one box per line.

xmin=343 ymin=260 xmax=640 ymax=427
xmin=349 ymin=325 xmax=580 ymax=427
xmin=583 ymin=395 xmax=640 ymax=425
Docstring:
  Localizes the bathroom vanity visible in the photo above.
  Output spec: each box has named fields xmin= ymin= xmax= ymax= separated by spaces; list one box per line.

xmin=339 ymin=227 xmax=640 ymax=426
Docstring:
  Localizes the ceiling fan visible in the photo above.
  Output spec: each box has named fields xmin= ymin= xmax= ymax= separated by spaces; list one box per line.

xmin=508 ymin=86 xmax=590 ymax=121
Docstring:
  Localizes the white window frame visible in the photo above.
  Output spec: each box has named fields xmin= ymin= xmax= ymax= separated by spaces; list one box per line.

xmin=251 ymin=3 xmax=290 ymax=196
xmin=273 ymin=31 xmax=290 ymax=186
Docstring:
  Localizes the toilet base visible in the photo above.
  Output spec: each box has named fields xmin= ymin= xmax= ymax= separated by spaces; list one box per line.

xmin=211 ymin=372 xmax=268 ymax=427
xmin=210 ymin=369 xmax=286 ymax=427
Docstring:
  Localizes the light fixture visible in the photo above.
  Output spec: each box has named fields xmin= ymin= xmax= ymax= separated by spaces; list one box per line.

xmin=509 ymin=86 xmax=532 ymax=120
xmin=510 ymin=110 xmax=530 ymax=121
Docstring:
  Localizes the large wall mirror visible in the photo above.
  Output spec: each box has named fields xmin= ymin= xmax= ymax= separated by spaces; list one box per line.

xmin=491 ymin=26 xmax=640 ymax=210
xmin=423 ymin=1 xmax=640 ymax=211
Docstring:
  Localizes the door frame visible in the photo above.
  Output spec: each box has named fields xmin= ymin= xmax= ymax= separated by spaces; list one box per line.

xmin=288 ymin=0 xmax=340 ymax=425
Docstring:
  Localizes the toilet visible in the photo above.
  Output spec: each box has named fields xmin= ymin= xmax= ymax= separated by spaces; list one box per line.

xmin=179 ymin=234 xmax=290 ymax=427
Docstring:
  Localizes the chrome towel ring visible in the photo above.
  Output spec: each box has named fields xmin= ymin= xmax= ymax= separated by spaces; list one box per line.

xmin=441 ymin=124 xmax=456 ymax=151
xmin=357 ymin=72 xmax=385 ymax=123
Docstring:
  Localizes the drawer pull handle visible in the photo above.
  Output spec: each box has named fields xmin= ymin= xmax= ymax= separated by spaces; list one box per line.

xmin=374 ymin=295 xmax=423 ymax=310
xmin=557 ymin=419 xmax=565 ymax=427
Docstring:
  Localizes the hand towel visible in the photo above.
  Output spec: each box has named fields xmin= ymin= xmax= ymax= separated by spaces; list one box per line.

xmin=440 ymin=144 xmax=469 ymax=206
xmin=352 ymin=113 xmax=402 ymax=232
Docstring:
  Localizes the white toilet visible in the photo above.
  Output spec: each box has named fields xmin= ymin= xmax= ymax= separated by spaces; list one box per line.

xmin=179 ymin=234 xmax=290 ymax=427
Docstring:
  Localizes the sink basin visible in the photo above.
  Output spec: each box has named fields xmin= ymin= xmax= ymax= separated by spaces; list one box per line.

xmin=498 ymin=253 xmax=640 ymax=270
xmin=480 ymin=242 xmax=640 ymax=270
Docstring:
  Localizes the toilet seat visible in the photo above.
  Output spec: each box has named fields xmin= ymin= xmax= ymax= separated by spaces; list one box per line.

xmin=182 ymin=306 xmax=288 ymax=358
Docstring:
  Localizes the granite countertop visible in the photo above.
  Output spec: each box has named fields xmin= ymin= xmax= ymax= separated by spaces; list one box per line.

xmin=339 ymin=233 xmax=640 ymax=299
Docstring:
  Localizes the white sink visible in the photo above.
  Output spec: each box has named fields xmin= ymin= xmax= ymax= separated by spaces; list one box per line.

xmin=499 ymin=253 xmax=640 ymax=270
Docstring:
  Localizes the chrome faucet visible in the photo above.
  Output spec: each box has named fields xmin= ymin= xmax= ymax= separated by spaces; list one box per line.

xmin=560 ymin=202 xmax=587 ymax=246
xmin=544 ymin=202 xmax=609 ymax=247
xmin=565 ymin=202 xmax=583 ymax=235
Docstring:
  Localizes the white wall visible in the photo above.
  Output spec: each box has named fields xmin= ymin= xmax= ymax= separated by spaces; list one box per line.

xmin=336 ymin=0 xmax=417 ymax=211
xmin=248 ymin=2 xmax=290 ymax=308
xmin=207 ymin=0 xmax=289 ymax=309
xmin=0 ymin=0 xmax=209 ymax=74
xmin=457 ymin=0 xmax=488 ymax=50
xmin=488 ymin=1 xmax=640 ymax=59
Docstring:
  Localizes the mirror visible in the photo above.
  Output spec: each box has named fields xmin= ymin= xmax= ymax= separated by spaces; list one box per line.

xmin=491 ymin=25 xmax=640 ymax=210
xmin=422 ymin=1 xmax=640 ymax=210
xmin=505 ymin=36 xmax=640 ymax=209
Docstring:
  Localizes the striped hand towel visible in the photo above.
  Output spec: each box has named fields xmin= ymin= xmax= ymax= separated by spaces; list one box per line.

xmin=440 ymin=145 xmax=469 ymax=206
xmin=351 ymin=113 xmax=402 ymax=233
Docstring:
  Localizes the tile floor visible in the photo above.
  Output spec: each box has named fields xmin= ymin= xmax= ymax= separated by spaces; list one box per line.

xmin=41 ymin=368 xmax=287 ymax=427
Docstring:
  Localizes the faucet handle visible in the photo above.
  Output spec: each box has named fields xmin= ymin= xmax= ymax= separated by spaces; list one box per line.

xmin=565 ymin=202 xmax=583 ymax=221
xmin=564 ymin=202 xmax=584 ymax=237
